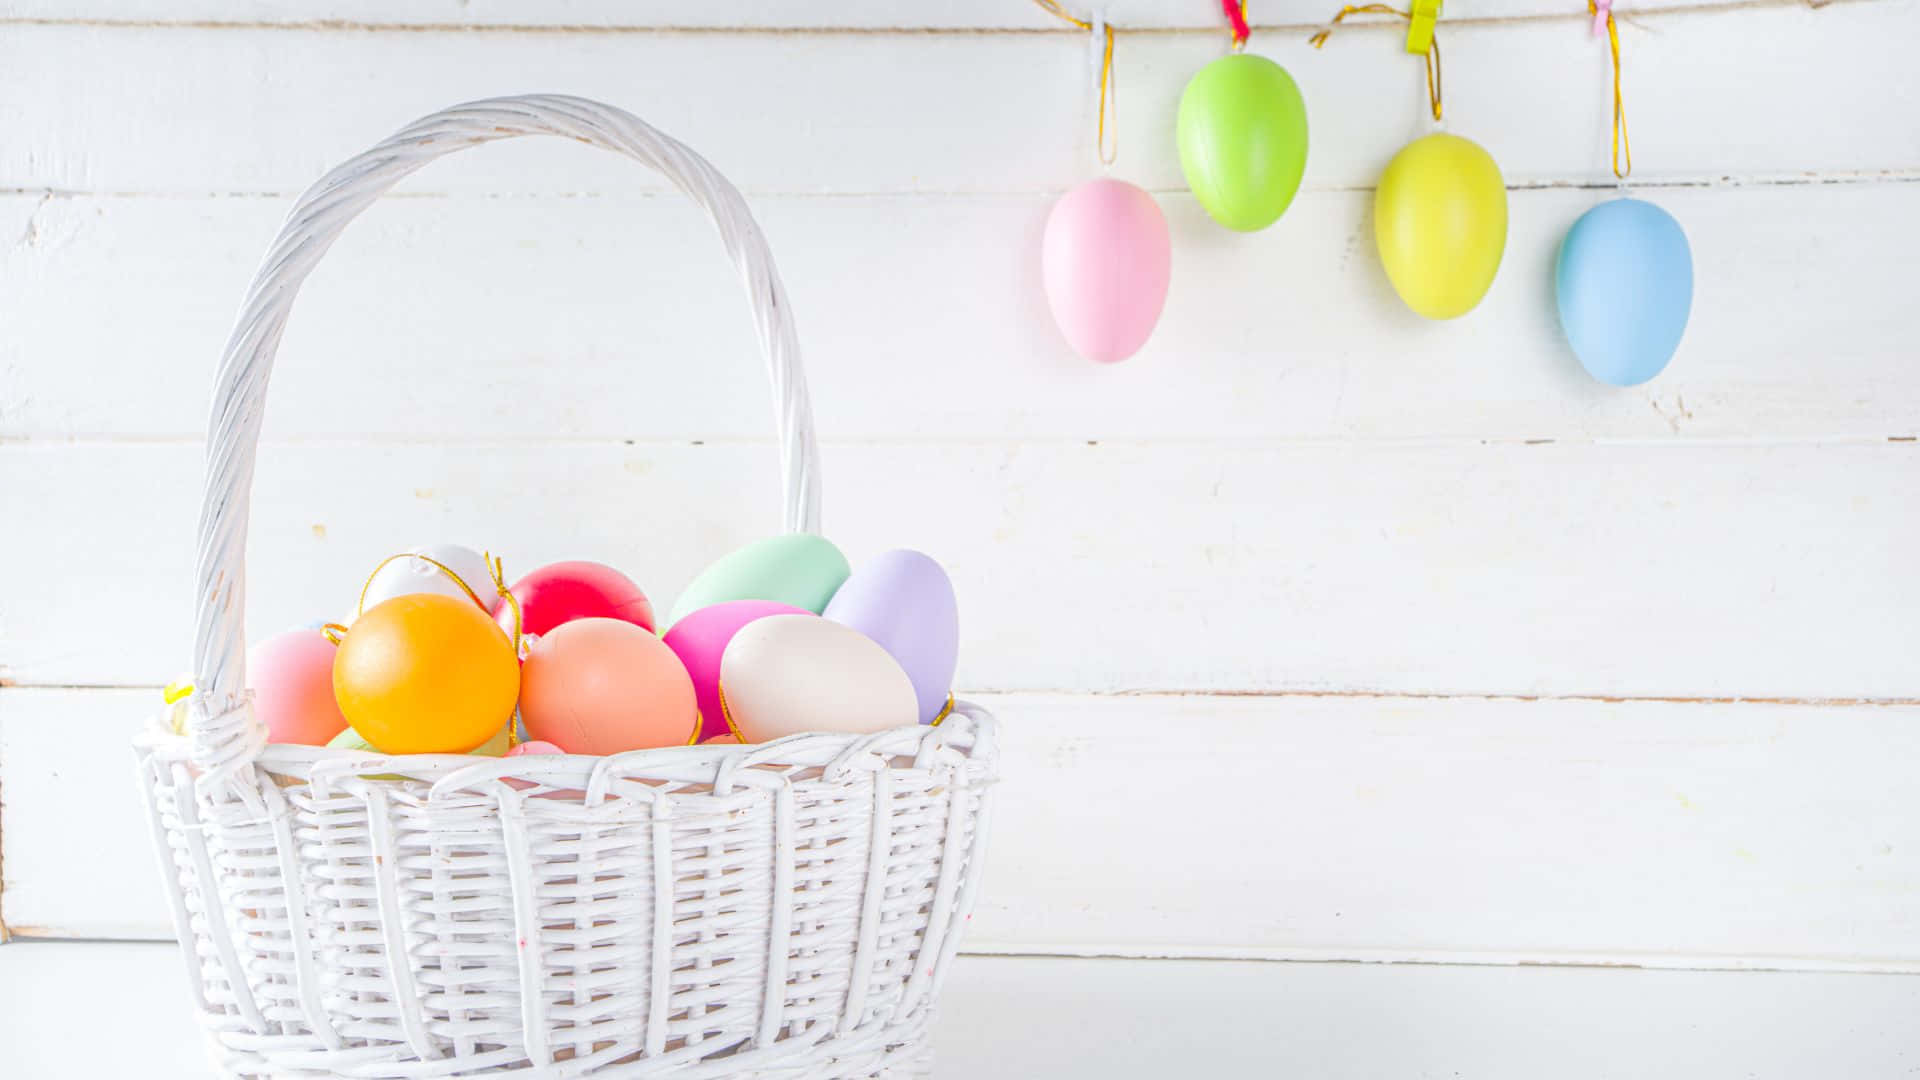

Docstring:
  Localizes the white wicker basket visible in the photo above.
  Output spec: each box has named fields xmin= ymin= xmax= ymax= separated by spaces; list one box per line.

xmin=134 ymin=94 xmax=999 ymax=1079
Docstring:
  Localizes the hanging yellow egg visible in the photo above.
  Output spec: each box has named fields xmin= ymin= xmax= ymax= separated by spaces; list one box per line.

xmin=333 ymin=593 xmax=520 ymax=754
xmin=1373 ymin=133 xmax=1507 ymax=320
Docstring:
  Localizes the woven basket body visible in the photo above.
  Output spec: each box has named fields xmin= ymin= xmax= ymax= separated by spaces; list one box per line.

xmin=135 ymin=95 xmax=998 ymax=1079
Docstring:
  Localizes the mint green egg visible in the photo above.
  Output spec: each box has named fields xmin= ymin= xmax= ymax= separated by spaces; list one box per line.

xmin=1177 ymin=54 xmax=1310 ymax=233
xmin=665 ymin=534 xmax=851 ymax=631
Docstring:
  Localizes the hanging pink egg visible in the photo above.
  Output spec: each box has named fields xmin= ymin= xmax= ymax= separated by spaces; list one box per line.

xmin=1041 ymin=178 xmax=1171 ymax=364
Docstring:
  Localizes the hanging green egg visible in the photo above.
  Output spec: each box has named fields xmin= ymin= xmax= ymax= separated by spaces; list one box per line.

xmin=1176 ymin=54 xmax=1310 ymax=232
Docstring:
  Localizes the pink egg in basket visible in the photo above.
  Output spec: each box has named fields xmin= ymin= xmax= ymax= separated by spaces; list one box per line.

xmin=502 ymin=738 xmax=563 ymax=792
xmin=662 ymin=600 xmax=811 ymax=742
xmin=247 ymin=628 xmax=349 ymax=745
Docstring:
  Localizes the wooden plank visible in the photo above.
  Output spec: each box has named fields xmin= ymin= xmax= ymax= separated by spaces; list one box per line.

xmin=4 ymin=182 xmax=1917 ymax=444
xmin=0 ymin=0 xmax=1805 ymax=31
xmin=8 ymin=688 xmax=1920 ymax=970
xmin=3 ymin=944 xmax=1917 ymax=1079
xmin=3 ymin=440 xmax=1918 ymax=697
xmin=2 ymin=3 xmax=1914 ymax=196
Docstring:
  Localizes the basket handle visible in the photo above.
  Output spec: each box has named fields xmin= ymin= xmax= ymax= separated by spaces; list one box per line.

xmin=188 ymin=95 xmax=822 ymax=784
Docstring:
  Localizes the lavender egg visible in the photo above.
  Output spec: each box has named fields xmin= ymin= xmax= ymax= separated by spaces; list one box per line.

xmin=823 ymin=550 xmax=959 ymax=724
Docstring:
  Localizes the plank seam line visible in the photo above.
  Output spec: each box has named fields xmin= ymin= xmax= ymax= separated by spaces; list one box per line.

xmin=4 ymin=435 xmax=1919 ymax=451
xmin=956 ymin=946 xmax=1920 ymax=976
xmin=7 ymin=684 xmax=1918 ymax=708
xmin=5 ymin=934 xmax=1918 ymax=977
xmin=5 ymin=171 xmax=1918 ymax=202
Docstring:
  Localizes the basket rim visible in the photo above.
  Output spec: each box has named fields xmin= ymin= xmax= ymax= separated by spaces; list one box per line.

xmin=138 ymin=701 xmax=998 ymax=797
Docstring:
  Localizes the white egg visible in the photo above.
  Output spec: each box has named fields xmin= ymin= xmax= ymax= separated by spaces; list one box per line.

xmin=718 ymin=615 xmax=917 ymax=742
xmin=357 ymin=543 xmax=495 ymax=617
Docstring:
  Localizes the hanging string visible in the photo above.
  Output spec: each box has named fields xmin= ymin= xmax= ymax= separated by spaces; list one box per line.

xmin=1424 ymin=31 xmax=1442 ymax=123
xmin=1032 ymin=0 xmax=1118 ymax=165
xmin=485 ymin=552 xmax=525 ymax=661
xmin=1589 ymin=0 xmax=1631 ymax=179
xmin=1309 ymin=4 xmax=1443 ymax=123
xmin=1224 ymin=0 xmax=1251 ymax=50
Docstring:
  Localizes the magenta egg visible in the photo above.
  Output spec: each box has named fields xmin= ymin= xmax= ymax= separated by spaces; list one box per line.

xmin=662 ymin=600 xmax=812 ymax=742
xmin=1041 ymin=178 xmax=1171 ymax=364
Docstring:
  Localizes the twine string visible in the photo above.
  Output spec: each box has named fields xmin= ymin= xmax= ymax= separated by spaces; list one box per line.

xmin=1589 ymin=0 xmax=1631 ymax=180
xmin=1309 ymin=4 xmax=1443 ymax=123
xmin=1032 ymin=0 xmax=1119 ymax=165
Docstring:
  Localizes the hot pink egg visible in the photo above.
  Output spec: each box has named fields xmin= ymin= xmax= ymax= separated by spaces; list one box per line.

xmin=247 ymin=628 xmax=349 ymax=746
xmin=662 ymin=600 xmax=811 ymax=742
xmin=1041 ymin=178 xmax=1171 ymax=364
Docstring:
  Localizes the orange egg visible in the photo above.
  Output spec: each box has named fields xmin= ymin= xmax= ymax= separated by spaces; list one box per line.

xmin=333 ymin=593 xmax=520 ymax=754
xmin=520 ymin=617 xmax=698 ymax=755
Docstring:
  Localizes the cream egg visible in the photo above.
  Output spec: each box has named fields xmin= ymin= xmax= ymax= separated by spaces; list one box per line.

xmin=718 ymin=615 xmax=917 ymax=742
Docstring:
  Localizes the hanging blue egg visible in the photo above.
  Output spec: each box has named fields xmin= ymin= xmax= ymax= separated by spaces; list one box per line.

xmin=1555 ymin=198 xmax=1692 ymax=387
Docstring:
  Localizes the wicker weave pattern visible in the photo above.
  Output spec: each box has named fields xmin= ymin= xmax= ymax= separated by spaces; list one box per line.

xmin=135 ymin=95 xmax=998 ymax=1079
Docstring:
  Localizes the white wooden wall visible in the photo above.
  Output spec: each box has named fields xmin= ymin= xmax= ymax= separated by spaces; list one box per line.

xmin=3 ymin=0 xmax=1918 ymax=976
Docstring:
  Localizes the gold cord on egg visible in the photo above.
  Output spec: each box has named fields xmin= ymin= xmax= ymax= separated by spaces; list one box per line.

xmin=356 ymin=551 xmax=490 ymax=618
xmin=931 ymin=694 xmax=956 ymax=727
xmin=483 ymin=553 xmax=523 ymax=652
xmin=717 ymin=684 xmax=749 ymax=743
xmin=481 ymin=553 xmax=523 ymax=749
